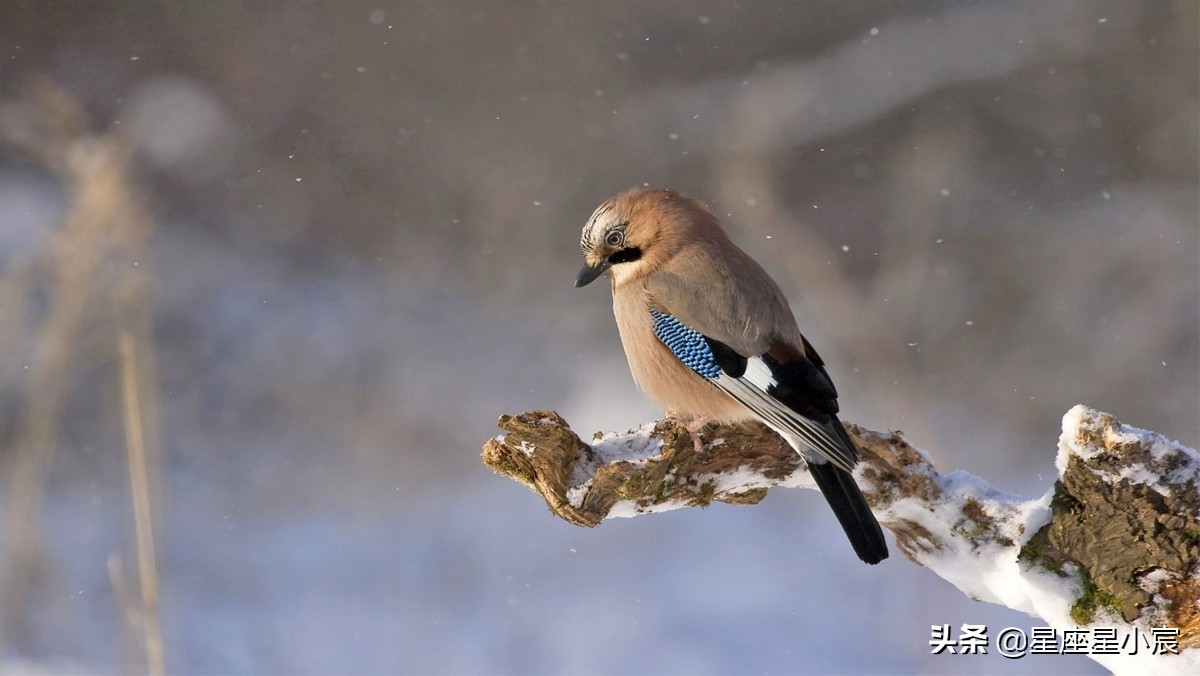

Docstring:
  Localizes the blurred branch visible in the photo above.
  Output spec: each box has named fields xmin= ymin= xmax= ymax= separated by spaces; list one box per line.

xmin=0 ymin=78 xmax=164 ymax=673
xmin=483 ymin=406 xmax=1199 ymax=667
xmin=621 ymin=1 xmax=1132 ymax=158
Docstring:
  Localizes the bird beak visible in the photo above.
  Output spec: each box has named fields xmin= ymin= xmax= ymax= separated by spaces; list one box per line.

xmin=574 ymin=260 xmax=611 ymax=288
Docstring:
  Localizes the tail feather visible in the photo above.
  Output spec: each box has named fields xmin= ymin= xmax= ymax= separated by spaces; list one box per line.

xmin=807 ymin=458 xmax=889 ymax=565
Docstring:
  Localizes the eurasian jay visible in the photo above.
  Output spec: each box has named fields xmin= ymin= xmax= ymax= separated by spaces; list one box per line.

xmin=574 ymin=187 xmax=888 ymax=565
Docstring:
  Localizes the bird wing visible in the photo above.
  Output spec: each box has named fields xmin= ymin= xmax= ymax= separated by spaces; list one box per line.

xmin=649 ymin=309 xmax=858 ymax=472
xmin=643 ymin=243 xmax=798 ymax=357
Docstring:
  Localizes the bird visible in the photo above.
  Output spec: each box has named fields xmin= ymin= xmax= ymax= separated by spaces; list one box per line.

xmin=574 ymin=187 xmax=888 ymax=565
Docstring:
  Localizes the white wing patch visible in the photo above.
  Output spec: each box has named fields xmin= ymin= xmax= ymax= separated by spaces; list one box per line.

xmin=741 ymin=356 xmax=778 ymax=390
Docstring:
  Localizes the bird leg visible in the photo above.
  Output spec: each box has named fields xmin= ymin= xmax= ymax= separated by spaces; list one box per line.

xmin=668 ymin=412 xmax=713 ymax=453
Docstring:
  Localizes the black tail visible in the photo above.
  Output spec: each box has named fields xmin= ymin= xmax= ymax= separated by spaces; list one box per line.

xmin=807 ymin=458 xmax=889 ymax=565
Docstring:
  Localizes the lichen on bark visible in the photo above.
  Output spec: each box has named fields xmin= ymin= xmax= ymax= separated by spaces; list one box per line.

xmin=1021 ymin=410 xmax=1200 ymax=644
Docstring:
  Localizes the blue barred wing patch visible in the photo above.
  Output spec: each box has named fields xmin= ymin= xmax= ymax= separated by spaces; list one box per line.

xmin=649 ymin=310 xmax=722 ymax=379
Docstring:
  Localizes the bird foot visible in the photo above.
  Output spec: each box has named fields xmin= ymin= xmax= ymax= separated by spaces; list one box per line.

xmin=667 ymin=414 xmax=712 ymax=454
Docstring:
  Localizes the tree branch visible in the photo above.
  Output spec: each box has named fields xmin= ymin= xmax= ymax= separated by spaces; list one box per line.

xmin=482 ymin=405 xmax=1199 ymax=669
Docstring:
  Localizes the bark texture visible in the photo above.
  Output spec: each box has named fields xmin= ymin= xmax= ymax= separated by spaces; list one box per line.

xmin=482 ymin=407 xmax=1199 ymax=649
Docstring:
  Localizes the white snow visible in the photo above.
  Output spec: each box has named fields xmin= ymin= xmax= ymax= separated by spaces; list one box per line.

xmin=893 ymin=406 xmax=1200 ymax=675
xmin=1058 ymin=404 xmax=1200 ymax=500
xmin=588 ymin=423 xmax=663 ymax=466
xmin=566 ymin=424 xmax=662 ymax=509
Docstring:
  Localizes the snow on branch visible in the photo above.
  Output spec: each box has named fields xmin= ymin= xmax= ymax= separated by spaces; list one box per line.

xmin=482 ymin=406 xmax=1199 ymax=673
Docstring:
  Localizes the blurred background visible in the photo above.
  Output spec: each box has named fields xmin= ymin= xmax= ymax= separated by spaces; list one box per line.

xmin=0 ymin=1 xmax=1196 ymax=673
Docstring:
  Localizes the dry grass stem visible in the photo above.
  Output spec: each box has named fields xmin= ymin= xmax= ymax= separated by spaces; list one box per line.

xmin=1 ymin=79 xmax=165 ymax=673
xmin=119 ymin=329 xmax=164 ymax=676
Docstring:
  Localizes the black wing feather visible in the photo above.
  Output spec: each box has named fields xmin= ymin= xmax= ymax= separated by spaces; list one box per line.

xmin=762 ymin=336 xmax=888 ymax=564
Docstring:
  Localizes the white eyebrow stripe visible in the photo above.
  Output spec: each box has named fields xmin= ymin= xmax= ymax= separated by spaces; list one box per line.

xmin=590 ymin=202 xmax=613 ymax=224
xmin=581 ymin=202 xmax=616 ymax=250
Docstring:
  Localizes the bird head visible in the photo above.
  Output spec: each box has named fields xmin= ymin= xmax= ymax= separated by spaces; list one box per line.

xmin=575 ymin=188 xmax=716 ymax=288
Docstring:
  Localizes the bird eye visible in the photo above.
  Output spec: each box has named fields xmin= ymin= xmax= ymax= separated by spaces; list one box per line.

xmin=605 ymin=230 xmax=624 ymax=247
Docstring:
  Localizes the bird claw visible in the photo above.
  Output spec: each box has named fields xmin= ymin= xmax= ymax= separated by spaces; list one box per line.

xmin=668 ymin=414 xmax=712 ymax=454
